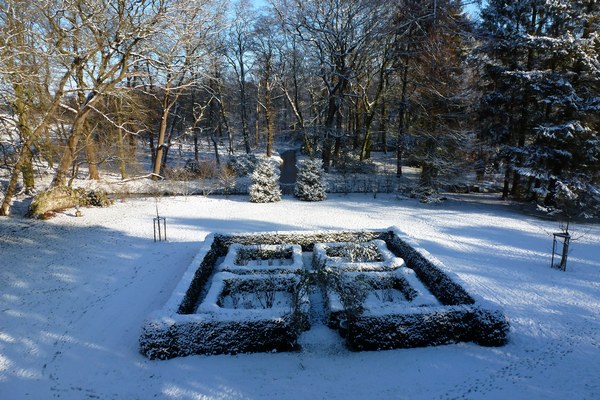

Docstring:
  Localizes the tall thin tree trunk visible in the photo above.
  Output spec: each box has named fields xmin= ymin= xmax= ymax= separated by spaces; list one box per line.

xmin=239 ymin=52 xmax=251 ymax=154
xmin=162 ymin=103 xmax=180 ymax=173
xmin=502 ymin=163 xmax=511 ymax=200
xmin=360 ymin=112 xmax=377 ymax=160
xmin=380 ymin=90 xmax=387 ymax=154
xmin=265 ymin=87 xmax=274 ymax=158
xmin=85 ymin=128 xmax=100 ymax=180
xmin=396 ymin=60 xmax=410 ymax=177
xmin=256 ymin=81 xmax=261 ymax=148
xmin=193 ymin=129 xmax=199 ymax=162
xmin=114 ymin=97 xmax=128 ymax=179
xmin=152 ymin=97 xmax=170 ymax=178
xmin=210 ymin=129 xmax=221 ymax=165
xmin=219 ymin=99 xmax=234 ymax=155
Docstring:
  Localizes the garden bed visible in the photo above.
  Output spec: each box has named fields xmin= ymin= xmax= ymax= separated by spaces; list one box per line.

xmin=323 ymin=268 xmax=440 ymax=329
xmin=313 ymin=239 xmax=404 ymax=271
xmin=217 ymin=243 xmax=303 ymax=274
xmin=197 ymin=272 xmax=307 ymax=314
xmin=139 ymin=228 xmax=509 ymax=359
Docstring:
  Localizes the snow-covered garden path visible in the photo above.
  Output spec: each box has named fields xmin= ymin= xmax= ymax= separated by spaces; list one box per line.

xmin=1 ymin=194 xmax=599 ymax=399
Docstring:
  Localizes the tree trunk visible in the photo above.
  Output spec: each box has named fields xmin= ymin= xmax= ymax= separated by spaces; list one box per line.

xmin=256 ymin=81 xmax=261 ymax=148
xmin=352 ymin=101 xmax=361 ymax=150
xmin=1 ymin=146 xmax=30 ymax=215
xmin=21 ymin=145 xmax=35 ymax=193
xmin=210 ymin=129 xmax=221 ymax=165
xmin=332 ymin=110 xmax=343 ymax=166
xmin=360 ymin=126 xmax=372 ymax=161
xmin=1 ymin=62 xmax=76 ymax=215
xmin=193 ymin=129 xmax=199 ymax=162
xmin=152 ymin=103 xmax=170 ymax=179
xmin=52 ymin=108 xmax=93 ymax=188
xmin=162 ymin=103 xmax=180 ymax=173
xmin=239 ymin=56 xmax=251 ymax=154
xmin=380 ymin=94 xmax=387 ymax=154
xmin=396 ymin=60 xmax=410 ymax=177
xmin=219 ymin=99 xmax=234 ymax=155
xmin=117 ymin=126 xmax=128 ymax=179
xmin=85 ymin=132 xmax=100 ymax=180
xmin=360 ymin=111 xmax=376 ymax=160
xmin=322 ymin=95 xmax=341 ymax=172
xmin=502 ymin=163 xmax=511 ymax=200
xmin=265 ymin=93 xmax=274 ymax=158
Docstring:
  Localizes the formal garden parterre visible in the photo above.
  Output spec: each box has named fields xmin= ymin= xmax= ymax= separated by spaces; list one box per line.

xmin=140 ymin=228 xmax=509 ymax=359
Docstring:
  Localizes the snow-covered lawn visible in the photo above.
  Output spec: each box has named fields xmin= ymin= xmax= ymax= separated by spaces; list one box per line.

xmin=1 ymin=193 xmax=599 ymax=399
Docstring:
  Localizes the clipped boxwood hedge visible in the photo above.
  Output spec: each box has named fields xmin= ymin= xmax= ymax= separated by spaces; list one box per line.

xmin=140 ymin=228 xmax=509 ymax=360
xmin=346 ymin=305 xmax=509 ymax=351
xmin=335 ymin=229 xmax=508 ymax=350
xmin=141 ymin=315 xmax=300 ymax=360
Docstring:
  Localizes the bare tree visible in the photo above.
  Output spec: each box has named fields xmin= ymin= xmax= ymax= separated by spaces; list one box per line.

xmin=252 ymin=15 xmax=282 ymax=157
xmin=224 ymin=0 xmax=255 ymax=154
xmin=49 ymin=0 xmax=170 ymax=188
xmin=0 ymin=0 xmax=82 ymax=215
xmin=357 ymin=35 xmax=395 ymax=160
xmin=274 ymin=0 xmax=387 ymax=170
xmin=148 ymin=0 xmax=224 ymax=178
xmin=276 ymin=31 xmax=313 ymax=156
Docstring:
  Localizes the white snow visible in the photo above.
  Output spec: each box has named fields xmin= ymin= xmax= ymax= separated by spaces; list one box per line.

xmin=219 ymin=243 xmax=303 ymax=273
xmin=1 ymin=193 xmax=599 ymax=399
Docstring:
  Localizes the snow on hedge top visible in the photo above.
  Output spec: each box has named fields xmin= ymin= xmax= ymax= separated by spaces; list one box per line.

xmin=196 ymin=272 xmax=307 ymax=321
xmin=313 ymin=239 xmax=405 ymax=271
xmin=326 ymin=267 xmax=440 ymax=316
xmin=218 ymin=243 xmax=303 ymax=274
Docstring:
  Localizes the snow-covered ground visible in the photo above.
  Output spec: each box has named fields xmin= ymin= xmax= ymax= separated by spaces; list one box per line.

xmin=1 ymin=193 xmax=599 ymax=399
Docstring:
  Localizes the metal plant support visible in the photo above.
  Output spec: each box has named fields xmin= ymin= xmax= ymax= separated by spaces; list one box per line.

xmin=551 ymin=232 xmax=571 ymax=271
xmin=153 ymin=216 xmax=167 ymax=242
xmin=153 ymin=196 xmax=166 ymax=242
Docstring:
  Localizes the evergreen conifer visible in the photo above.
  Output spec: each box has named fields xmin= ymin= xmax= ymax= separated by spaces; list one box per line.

xmin=294 ymin=159 xmax=327 ymax=201
xmin=249 ymin=159 xmax=282 ymax=203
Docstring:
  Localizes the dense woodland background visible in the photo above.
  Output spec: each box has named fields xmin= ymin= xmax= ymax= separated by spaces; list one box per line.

xmin=1 ymin=0 xmax=598 ymax=218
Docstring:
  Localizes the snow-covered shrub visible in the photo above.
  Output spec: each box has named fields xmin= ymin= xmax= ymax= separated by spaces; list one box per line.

xmin=222 ymin=231 xmax=383 ymax=251
xmin=322 ymin=266 xmax=441 ymax=331
xmin=227 ymin=153 xmax=259 ymax=177
xmin=409 ymin=185 xmax=447 ymax=204
xmin=183 ymin=159 xmax=219 ymax=179
xmin=249 ymin=159 xmax=281 ymax=203
xmin=217 ymin=164 xmax=237 ymax=196
xmin=176 ymin=235 xmax=227 ymax=314
xmin=294 ymin=159 xmax=327 ymax=201
xmin=164 ymin=166 xmax=195 ymax=181
xmin=336 ymin=153 xmax=378 ymax=175
xmin=329 ymin=242 xmax=382 ymax=263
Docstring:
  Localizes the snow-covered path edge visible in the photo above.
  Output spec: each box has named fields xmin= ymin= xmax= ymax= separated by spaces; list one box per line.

xmin=1 ymin=194 xmax=599 ymax=399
